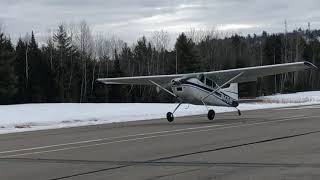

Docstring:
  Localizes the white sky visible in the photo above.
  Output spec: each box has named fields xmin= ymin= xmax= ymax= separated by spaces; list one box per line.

xmin=0 ymin=0 xmax=320 ymax=45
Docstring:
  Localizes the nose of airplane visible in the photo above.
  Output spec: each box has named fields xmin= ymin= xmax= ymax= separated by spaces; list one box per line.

xmin=171 ymin=78 xmax=183 ymax=86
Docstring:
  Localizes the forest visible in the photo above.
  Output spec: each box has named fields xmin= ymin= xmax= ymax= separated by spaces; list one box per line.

xmin=0 ymin=21 xmax=320 ymax=105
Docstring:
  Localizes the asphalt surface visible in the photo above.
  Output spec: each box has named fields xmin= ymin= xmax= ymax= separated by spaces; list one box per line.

xmin=1 ymin=104 xmax=320 ymax=180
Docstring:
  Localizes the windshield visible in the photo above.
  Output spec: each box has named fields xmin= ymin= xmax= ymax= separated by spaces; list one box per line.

xmin=198 ymin=74 xmax=205 ymax=83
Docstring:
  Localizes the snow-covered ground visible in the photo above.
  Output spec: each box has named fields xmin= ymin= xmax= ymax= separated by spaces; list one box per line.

xmin=1 ymin=91 xmax=320 ymax=134
xmin=257 ymin=91 xmax=320 ymax=103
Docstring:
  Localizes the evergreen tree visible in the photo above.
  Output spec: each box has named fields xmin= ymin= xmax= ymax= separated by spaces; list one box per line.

xmin=120 ymin=43 xmax=133 ymax=76
xmin=133 ymin=37 xmax=148 ymax=76
xmin=41 ymin=37 xmax=56 ymax=102
xmin=53 ymin=25 xmax=75 ymax=101
xmin=14 ymin=38 xmax=28 ymax=102
xmin=112 ymin=50 xmax=122 ymax=77
xmin=109 ymin=50 xmax=125 ymax=102
xmin=27 ymin=31 xmax=49 ymax=102
xmin=175 ymin=33 xmax=200 ymax=73
xmin=0 ymin=33 xmax=17 ymax=104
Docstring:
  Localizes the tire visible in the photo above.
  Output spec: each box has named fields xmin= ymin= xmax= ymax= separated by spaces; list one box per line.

xmin=207 ymin=110 xmax=215 ymax=120
xmin=166 ymin=112 xmax=174 ymax=122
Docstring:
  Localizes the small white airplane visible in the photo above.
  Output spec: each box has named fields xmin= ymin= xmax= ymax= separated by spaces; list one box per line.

xmin=97 ymin=61 xmax=317 ymax=122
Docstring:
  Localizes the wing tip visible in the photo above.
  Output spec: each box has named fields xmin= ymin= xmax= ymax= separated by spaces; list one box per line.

xmin=96 ymin=79 xmax=104 ymax=83
xmin=304 ymin=61 xmax=318 ymax=70
xmin=96 ymin=79 xmax=119 ymax=85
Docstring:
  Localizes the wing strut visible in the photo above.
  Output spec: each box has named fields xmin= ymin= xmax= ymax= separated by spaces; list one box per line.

xmin=148 ymin=80 xmax=177 ymax=98
xmin=202 ymin=72 xmax=244 ymax=101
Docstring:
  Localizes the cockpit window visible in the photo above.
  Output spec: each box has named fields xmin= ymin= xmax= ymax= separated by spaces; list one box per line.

xmin=206 ymin=78 xmax=213 ymax=87
xmin=212 ymin=82 xmax=217 ymax=88
xmin=172 ymin=79 xmax=181 ymax=86
xmin=198 ymin=74 xmax=205 ymax=83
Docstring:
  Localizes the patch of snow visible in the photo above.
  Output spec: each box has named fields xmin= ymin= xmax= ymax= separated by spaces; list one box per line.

xmin=0 ymin=91 xmax=320 ymax=134
xmin=258 ymin=91 xmax=320 ymax=103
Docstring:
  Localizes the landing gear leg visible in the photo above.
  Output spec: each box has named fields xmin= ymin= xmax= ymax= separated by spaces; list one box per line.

xmin=201 ymin=99 xmax=215 ymax=120
xmin=148 ymin=80 xmax=181 ymax=123
xmin=236 ymin=108 xmax=241 ymax=116
xmin=167 ymin=103 xmax=182 ymax=122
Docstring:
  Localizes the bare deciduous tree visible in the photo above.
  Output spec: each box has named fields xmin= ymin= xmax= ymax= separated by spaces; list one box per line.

xmin=76 ymin=20 xmax=94 ymax=102
xmin=151 ymin=30 xmax=170 ymax=74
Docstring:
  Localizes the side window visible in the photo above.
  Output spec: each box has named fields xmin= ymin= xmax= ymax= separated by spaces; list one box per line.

xmin=212 ymin=82 xmax=216 ymax=88
xmin=206 ymin=78 xmax=213 ymax=87
xmin=199 ymin=74 xmax=205 ymax=83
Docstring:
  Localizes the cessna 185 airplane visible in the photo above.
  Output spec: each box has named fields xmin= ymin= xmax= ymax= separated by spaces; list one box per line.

xmin=97 ymin=61 xmax=317 ymax=122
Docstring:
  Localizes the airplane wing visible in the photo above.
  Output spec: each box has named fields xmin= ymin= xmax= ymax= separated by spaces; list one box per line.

xmin=97 ymin=61 xmax=317 ymax=85
xmin=204 ymin=61 xmax=317 ymax=84
xmin=97 ymin=74 xmax=186 ymax=85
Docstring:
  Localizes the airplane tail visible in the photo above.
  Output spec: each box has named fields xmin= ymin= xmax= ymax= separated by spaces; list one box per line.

xmin=222 ymin=83 xmax=238 ymax=100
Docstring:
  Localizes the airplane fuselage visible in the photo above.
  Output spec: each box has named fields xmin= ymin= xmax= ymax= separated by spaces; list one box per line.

xmin=171 ymin=78 xmax=239 ymax=107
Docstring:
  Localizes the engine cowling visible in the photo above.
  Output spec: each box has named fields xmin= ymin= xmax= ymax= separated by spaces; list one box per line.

xmin=171 ymin=78 xmax=183 ymax=86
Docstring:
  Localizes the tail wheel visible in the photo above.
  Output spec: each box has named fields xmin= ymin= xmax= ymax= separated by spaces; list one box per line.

xmin=207 ymin=110 xmax=215 ymax=120
xmin=166 ymin=112 xmax=174 ymax=122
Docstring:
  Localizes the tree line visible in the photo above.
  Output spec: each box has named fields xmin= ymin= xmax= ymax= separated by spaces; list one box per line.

xmin=0 ymin=21 xmax=320 ymax=105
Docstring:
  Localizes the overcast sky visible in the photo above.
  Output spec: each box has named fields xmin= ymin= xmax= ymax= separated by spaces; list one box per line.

xmin=1 ymin=0 xmax=320 ymax=45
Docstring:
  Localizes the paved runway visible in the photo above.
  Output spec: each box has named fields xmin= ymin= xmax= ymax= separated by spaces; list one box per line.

xmin=1 ymin=104 xmax=320 ymax=180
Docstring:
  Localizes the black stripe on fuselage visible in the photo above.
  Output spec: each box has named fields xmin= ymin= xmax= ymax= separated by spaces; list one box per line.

xmin=183 ymin=81 xmax=219 ymax=96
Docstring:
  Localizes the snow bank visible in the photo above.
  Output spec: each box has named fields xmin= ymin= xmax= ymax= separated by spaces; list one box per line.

xmin=258 ymin=91 xmax=320 ymax=103
xmin=0 ymin=91 xmax=320 ymax=134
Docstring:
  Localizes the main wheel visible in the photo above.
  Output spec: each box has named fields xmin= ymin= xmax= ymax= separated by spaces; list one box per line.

xmin=207 ymin=110 xmax=215 ymax=120
xmin=166 ymin=112 xmax=174 ymax=122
